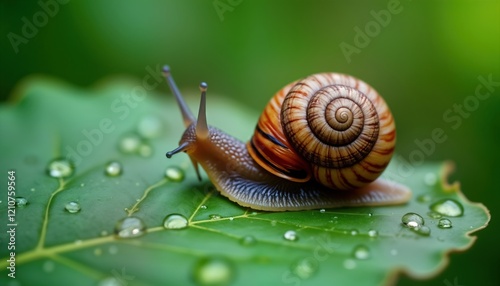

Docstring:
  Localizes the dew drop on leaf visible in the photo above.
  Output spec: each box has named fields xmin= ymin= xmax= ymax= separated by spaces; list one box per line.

xmin=319 ymin=208 xmax=326 ymax=213
xmin=105 ymin=161 xmax=123 ymax=176
xmin=193 ymin=257 xmax=234 ymax=286
xmin=353 ymin=245 xmax=370 ymax=260
xmin=209 ymin=214 xmax=222 ymax=220
xmin=291 ymin=257 xmax=318 ymax=279
xmin=114 ymin=216 xmax=146 ymax=238
xmin=412 ymin=225 xmax=431 ymax=236
xmin=163 ymin=213 xmax=188 ymax=229
xmin=46 ymin=158 xmax=74 ymax=178
xmin=343 ymin=259 xmax=356 ymax=270
xmin=119 ymin=134 xmax=141 ymax=154
xmin=165 ymin=166 xmax=185 ymax=182
xmin=15 ymin=197 xmax=29 ymax=207
xmin=137 ymin=116 xmax=162 ymax=139
xmin=200 ymin=205 xmax=207 ymax=210
xmin=239 ymin=235 xmax=257 ymax=246
xmin=438 ymin=218 xmax=453 ymax=229
xmin=350 ymin=229 xmax=359 ymax=236
xmin=283 ymin=230 xmax=298 ymax=241
xmin=64 ymin=201 xmax=81 ymax=213
xmin=138 ymin=143 xmax=153 ymax=157
xmin=430 ymin=199 xmax=464 ymax=217
xmin=108 ymin=245 xmax=118 ymax=255
xmin=368 ymin=229 xmax=378 ymax=238
xmin=401 ymin=212 xmax=424 ymax=229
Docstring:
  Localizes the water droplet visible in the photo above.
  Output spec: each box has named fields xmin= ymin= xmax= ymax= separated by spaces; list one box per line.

xmin=412 ymin=225 xmax=431 ymax=236
xmin=163 ymin=214 xmax=188 ymax=229
xmin=417 ymin=194 xmax=432 ymax=203
xmin=401 ymin=212 xmax=425 ymax=229
xmin=80 ymin=183 xmax=85 ymax=187
xmin=47 ymin=158 xmax=74 ymax=178
xmin=283 ymin=230 xmax=298 ymax=241
xmin=114 ymin=216 xmax=146 ymax=238
xmin=209 ymin=214 xmax=222 ymax=220
xmin=15 ymin=197 xmax=29 ymax=207
xmin=105 ymin=161 xmax=123 ymax=176
xmin=108 ymin=245 xmax=118 ymax=255
xmin=430 ymin=199 xmax=464 ymax=217
xmin=368 ymin=229 xmax=378 ymax=237
xmin=138 ymin=143 xmax=153 ymax=157
xmin=100 ymin=230 xmax=109 ymax=236
xmin=165 ymin=166 xmax=185 ymax=182
xmin=228 ymin=217 xmax=234 ymax=221
xmin=193 ymin=257 xmax=234 ymax=286
xmin=30 ymin=188 xmax=35 ymax=192
xmin=368 ymin=213 xmax=373 ymax=217
xmin=350 ymin=229 xmax=359 ymax=236
xmin=438 ymin=218 xmax=453 ymax=229
xmin=64 ymin=201 xmax=81 ymax=213
xmin=94 ymin=248 xmax=103 ymax=256
xmin=239 ymin=235 xmax=257 ymax=246
xmin=43 ymin=261 xmax=55 ymax=273
xmin=319 ymin=208 xmax=326 ymax=213
xmin=427 ymin=211 xmax=442 ymax=219
xmin=119 ymin=134 xmax=141 ymax=154
xmin=98 ymin=277 xmax=121 ymax=286
xmin=390 ymin=249 xmax=398 ymax=256
xmin=424 ymin=172 xmax=437 ymax=185
xmin=200 ymin=205 xmax=207 ymax=210
xmin=137 ymin=116 xmax=162 ymax=139
xmin=343 ymin=259 xmax=356 ymax=270
xmin=291 ymin=257 xmax=318 ymax=279
xmin=353 ymin=245 xmax=370 ymax=260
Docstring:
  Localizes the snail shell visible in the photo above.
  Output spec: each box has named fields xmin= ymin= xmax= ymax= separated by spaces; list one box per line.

xmin=248 ymin=73 xmax=395 ymax=191
xmin=164 ymin=66 xmax=410 ymax=211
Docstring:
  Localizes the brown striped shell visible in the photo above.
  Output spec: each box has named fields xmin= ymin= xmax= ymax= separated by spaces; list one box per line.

xmin=247 ymin=73 xmax=396 ymax=191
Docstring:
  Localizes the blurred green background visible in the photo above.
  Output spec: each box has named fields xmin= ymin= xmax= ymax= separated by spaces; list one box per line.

xmin=1 ymin=0 xmax=498 ymax=285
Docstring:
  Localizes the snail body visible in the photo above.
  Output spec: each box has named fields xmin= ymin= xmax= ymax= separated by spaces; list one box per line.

xmin=164 ymin=66 xmax=411 ymax=211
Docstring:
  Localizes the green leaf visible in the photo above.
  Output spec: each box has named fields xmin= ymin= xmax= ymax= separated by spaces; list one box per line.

xmin=0 ymin=77 xmax=490 ymax=286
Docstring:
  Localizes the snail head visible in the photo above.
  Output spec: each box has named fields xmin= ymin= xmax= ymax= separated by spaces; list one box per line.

xmin=163 ymin=65 xmax=209 ymax=180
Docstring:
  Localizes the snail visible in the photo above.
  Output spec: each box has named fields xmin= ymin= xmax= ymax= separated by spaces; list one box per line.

xmin=163 ymin=66 xmax=411 ymax=211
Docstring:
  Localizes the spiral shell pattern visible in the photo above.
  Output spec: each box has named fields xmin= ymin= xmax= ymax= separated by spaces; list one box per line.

xmin=281 ymin=73 xmax=395 ymax=191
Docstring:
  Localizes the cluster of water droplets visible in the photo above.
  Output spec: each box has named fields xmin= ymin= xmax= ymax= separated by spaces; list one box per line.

xmin=114 ymin=216 xmax=147 ymax=238
xmin=118 ymin=116 xmax=163 ymax=158
xmin=401 ymin=212 xmax=430 ymax=236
